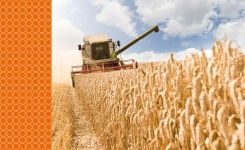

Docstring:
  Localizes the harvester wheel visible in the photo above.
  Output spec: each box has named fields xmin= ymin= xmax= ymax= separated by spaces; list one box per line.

xmin=133 ymin=61 xmax=138 ymax=69
xmin=71 ymin=75 xmax=75 ymax=88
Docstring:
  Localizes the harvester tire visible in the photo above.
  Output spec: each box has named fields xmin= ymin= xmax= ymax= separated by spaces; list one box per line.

xmin=135 ymin=62 xmax=138 ymax=69
xmin=71 ymin=74 xmax=75 ymax=88
xmin=133 ymin=61 xmax=138 ymax=69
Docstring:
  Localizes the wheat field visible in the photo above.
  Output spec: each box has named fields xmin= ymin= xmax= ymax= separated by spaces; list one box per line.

xmin=52 ymin=39 xmax=245 ymax=150
xmin=52 ymin=84 xmax=75 ymax=150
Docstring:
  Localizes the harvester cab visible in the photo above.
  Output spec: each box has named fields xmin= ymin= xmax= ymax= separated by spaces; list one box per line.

xmin=78 ymin=34 xmax=120 ymax=64
xmin=71 ymin=25 xmax=159 ymax=87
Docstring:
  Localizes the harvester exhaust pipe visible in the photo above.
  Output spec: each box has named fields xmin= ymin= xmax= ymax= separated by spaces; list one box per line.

xmin=115 ymin=25 xmax=159 ymax=55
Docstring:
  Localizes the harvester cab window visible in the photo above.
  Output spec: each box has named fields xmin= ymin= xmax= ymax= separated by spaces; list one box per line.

xmin=91 ymin=43 xmax=110 ymax=60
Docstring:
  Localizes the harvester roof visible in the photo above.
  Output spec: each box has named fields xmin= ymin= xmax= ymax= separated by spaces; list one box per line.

xmin=83 ymin=34 xmax=108 ymax=43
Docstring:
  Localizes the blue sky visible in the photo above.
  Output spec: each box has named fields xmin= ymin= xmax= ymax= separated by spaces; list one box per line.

xmin=52 ymin=0 xmax=245 ymax=83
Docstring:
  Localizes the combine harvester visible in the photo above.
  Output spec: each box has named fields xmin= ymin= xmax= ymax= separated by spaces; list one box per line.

xmin=70 ymin=25 xmax=159 ymax=87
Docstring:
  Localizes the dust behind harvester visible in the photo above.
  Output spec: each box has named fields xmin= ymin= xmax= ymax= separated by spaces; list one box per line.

xmin=71 ymin=25 xmax=159 ymax=87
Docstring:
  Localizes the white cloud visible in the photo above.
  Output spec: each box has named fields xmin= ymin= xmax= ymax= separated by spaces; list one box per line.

xmin=134 ymin=0 xmax=217 ymax=38
xmin=121 ymin=48 xmax=212 ymax=62
xmin=70 ymin=8 xmax=78 ymax=13
xmin=181 ymin=41 xmax=193 ymax=47
xmin=214 ymin=18 xmax=245 ymax=49
xmin=52 ymin=19 xmax=84 ymax=51
xmin=212 ymin=0 xmax=245 ymax=18
xmin=52 ymin=19 xmax=84 ymax=84
xmin=53 ymin=0 xmax=72 ymax=7
xmin=91 ymin=0 xmax=138 ymax=37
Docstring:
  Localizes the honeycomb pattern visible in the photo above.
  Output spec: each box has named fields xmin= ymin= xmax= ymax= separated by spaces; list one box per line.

xmin=0 ymin=0 xmax=51 ymax=149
